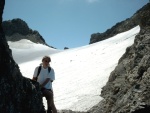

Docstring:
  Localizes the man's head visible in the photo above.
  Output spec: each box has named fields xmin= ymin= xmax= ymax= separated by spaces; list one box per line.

xmin=42 ymin=56 xmax=51 ymax=67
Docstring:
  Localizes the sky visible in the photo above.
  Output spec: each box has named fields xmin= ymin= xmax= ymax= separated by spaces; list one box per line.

xmin=8 ymin=26 xmax=140 ymax=111
xmin=3 ymin=0 xmax=148 ymax=49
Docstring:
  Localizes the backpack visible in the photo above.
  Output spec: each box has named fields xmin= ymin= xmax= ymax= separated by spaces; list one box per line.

xmin=35 ymin=66 xmax=51 ymax=81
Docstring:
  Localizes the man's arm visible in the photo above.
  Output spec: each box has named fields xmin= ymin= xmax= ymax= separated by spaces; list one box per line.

xmin=32 ymin=77 xmax=37 ymax=81
xmin=40 ymin=78 xmax=51 ymax=88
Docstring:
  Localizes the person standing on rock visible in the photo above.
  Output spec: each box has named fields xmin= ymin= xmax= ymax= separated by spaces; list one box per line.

xmin=32 ymin=56 xmax=57 ymax=113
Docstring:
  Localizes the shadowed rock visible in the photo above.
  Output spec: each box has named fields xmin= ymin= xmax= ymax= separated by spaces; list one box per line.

xmin=98 ymin=4 xmax=150 ymax=113
xmin=0 ymin=0 xmax=45 ymax=113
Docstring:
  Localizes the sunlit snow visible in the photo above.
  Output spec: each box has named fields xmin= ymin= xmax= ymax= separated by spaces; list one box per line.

xmin=8 ymin=26 xmax=140 ymax=112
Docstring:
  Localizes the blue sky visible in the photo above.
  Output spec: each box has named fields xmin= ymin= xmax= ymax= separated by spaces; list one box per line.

xmin=3 ymin=0 xmax=148 ymax=49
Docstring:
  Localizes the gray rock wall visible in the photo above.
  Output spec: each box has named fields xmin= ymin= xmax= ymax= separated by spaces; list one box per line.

xmin=100 ymin=28 xmax=150 ymax=113
xmin=99 ymin=5 xmax=150 ymax=113
xmin=88 ymin=4 xmax=150 ymax=113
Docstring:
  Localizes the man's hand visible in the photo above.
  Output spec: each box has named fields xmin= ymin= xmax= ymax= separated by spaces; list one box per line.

xmin=41 ymin=78 xmax=50 ymax=88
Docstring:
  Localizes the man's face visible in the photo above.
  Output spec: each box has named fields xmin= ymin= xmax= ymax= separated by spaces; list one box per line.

xmin=43 ymin=58 xmax=50 ymax=66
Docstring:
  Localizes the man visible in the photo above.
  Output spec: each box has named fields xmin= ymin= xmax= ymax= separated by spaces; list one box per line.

xmin=32 ymin=56 xmax=57 ymax=113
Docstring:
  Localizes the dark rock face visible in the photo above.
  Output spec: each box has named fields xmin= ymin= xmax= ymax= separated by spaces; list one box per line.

xmin=0 ymin=1 xmax=45 ymax=113
xmin=100 ymin=28 xmax=150 ymax=113
xmin=99 ymin=5 xmax=150 ymax=113
xmin=2 ymin=18 xmax=47 ymax=45
xmin=64 ymin=47 xmax=69 ymax=50
xmin=89 ymin=3 xmax=150 ymax=44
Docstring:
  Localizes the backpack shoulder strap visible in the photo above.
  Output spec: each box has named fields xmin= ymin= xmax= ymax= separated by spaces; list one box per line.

xmin=48 ymin=66 xmax=51 ymax=73
xmin=36 ymin=66 xmax=51 ymax=81
xmin=36 ymin=66 xmax=41 ymax=79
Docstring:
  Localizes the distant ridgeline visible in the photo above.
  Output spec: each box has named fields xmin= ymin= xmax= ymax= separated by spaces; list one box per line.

xmin=2 ymin=18 xmax=54 ymax=48
xmin=89 ymin=3 xmax=150 ymax=44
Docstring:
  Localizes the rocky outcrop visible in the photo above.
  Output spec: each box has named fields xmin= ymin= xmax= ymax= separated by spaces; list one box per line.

xmin=2 ymin=18 xmax=52 ymax=47
xmin=89 ymin=3 xmax=150 ymax=44
xmin=99 ymin=28 xmax=150 ymax=113
xmin=0 ymin=1 xmax=45 ymax=113
xmin=64 ymin=47 xmax=69 ymax=50
xmin=97 ymin=4 xmax=150 ymax=113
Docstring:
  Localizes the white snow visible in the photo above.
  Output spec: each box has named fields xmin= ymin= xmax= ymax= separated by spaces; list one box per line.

xmin=8 ymin=26 xmax=140 ymax=112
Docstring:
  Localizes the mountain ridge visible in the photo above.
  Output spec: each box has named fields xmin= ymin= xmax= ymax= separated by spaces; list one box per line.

xmin=89 ymin=3 xmax=149 ymax=44
xmin=2 ymin=18 xmax=55 ymax=48
xmin=2 ymin=3 xmax=149 ymax=50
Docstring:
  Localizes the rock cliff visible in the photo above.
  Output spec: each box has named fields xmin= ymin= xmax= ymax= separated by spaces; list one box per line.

xmin=0 ymin=1 xmax=45 ymax=113
xmin=90 ymin=3 xmax=150 ymax=113
xmin=2 ymin=18 xmax=54 ymax=48
xmin=100 ymin=27 xmax=150 ymax=113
